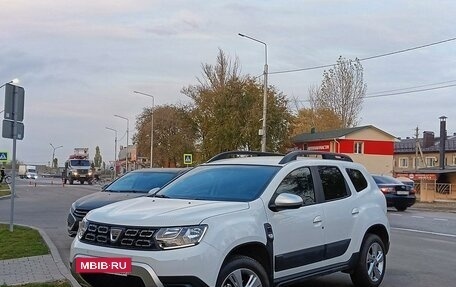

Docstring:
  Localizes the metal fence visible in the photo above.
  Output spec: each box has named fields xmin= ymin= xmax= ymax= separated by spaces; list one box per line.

xmin=416 ymin=182 xmax=456 ymax=200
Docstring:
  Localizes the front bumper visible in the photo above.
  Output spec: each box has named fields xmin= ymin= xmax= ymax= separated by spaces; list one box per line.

xmin=70 ymin=238 xmax=219 ymax=287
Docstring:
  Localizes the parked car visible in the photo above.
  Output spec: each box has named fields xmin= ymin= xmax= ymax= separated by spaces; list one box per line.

xmin=67 ymin=168 xmax=185 ymax=236
xmin=70 ymin=150 xmax=390 ymax=287
xmin=372 ymin=175 xmax=416 ymax=211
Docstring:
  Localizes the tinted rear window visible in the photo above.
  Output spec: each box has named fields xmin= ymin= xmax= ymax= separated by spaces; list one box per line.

xmin=318 ymin=166 xmax=349 ymax=201
xmin=372 ymin=175 xmax=402 ymax=185
xmin=346 ymin=168 xmax=368 ymax=192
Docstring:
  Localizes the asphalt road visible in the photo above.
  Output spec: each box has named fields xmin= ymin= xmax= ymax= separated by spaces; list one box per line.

xmin=0 ymin=178 xmax=455 ymax=286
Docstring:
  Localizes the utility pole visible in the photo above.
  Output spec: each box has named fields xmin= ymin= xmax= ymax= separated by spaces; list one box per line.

xmin=415 ymin=127 xmax=419 ymax=170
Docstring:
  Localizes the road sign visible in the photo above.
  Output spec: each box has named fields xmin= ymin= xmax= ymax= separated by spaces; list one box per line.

xmin=183 ymin=154 xmax=193 ymax=165
xmin=4 ymin=84 xmax=25 ymax=122
xmin=0 ymin=151 xmax=7 ymax=162
xmin=2 ymin=120 xmax=24 ymax=140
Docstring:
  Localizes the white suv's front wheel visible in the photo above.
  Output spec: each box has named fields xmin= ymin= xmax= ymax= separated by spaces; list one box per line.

xmin=351 ymin=234 xmax=386 ymax=287
xmin=217 ymin=255 xmax=269 ymax=287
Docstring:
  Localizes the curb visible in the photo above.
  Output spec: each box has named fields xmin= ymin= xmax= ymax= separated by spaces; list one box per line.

xmin=0 ymin=222 xmax=81 ymax=287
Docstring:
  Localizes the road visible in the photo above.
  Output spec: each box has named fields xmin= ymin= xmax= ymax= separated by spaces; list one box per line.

xmin=0 ymin=179 xmax=455 ymax=286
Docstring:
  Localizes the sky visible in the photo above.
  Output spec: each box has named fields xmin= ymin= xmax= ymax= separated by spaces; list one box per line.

xmin=1 ymin=0 xmax=455 ymax=166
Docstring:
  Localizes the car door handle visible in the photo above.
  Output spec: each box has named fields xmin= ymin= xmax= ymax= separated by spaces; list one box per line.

xmin=313 ymin=216 xmax=322 ymax=224
xmin=352 ymin=208 xmax=360 ymax=215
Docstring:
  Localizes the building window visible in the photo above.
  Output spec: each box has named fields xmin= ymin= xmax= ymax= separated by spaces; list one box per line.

xmin=399 ymin=158 xmax=409 ymax=168
xmin=452 ymin=156 xmax=456 ymax=166
xmin=425 ymin=157 xmax=437 ymax=167
xmin=354 ymin=142 xmax=364 ymax=154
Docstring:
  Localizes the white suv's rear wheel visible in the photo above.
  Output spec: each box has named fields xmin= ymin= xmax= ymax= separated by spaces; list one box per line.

xmin=217 ymin=255 xmax=269 ymax=287
xmin=351 ymin=234 xmax=386 ymax=287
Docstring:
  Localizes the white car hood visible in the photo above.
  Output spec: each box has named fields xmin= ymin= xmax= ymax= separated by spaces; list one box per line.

xmin=86 ymin=197 xmax=249 ymax=227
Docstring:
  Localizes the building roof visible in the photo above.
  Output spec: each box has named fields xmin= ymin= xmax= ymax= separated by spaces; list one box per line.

xmin=293 ymin=125 xmax=395 ymax=143
xmin=395 ymin=135 xmax=456 ymax=153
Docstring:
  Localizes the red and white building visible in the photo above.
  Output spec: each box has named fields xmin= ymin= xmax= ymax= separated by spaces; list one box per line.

xmin=292 ymin=125 xmax=396 ymax=175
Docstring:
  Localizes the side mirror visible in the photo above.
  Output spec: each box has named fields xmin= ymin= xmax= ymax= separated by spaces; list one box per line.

xmin=65 ymin=162 xmax=68 ymax=169
xmin=148 ymin=187 xmax=160 ymax=195
xmin=270 ymin=193 xmax=303 ymax=212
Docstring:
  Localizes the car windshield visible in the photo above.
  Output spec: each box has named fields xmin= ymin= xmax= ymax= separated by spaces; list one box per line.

xmin=70 ymin=160 xmax=91 ymax=167
xmin=154 ymin=165 xmax=280 ymax=202
xmin=105 ymin=171 xmax=179 ymax=193
xmin=372 ymin=175 xmax=403 ymax=185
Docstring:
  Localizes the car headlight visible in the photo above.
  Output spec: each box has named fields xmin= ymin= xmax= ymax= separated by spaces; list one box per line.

xmin=72 ymin=171 xmax=78 ymax=176
xmin=88 ymin=171 xmax=93 ymax=176
xmin=155 ymin=225 xmax=207 ymax=250
xmin=77 ymin=218 xmax=89 ymax=240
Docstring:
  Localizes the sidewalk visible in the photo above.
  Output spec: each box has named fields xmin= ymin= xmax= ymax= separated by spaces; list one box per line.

xmin=0 ymin=223 xmax=81 ymax=287
xmin=409 ymin=200 xmax=456 ymax=213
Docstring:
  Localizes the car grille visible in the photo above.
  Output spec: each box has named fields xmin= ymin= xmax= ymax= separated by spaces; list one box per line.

xmin=78 ymin=169 xmax=89 ymax=174
xmin=80 ymin=222 xmax=159 ymax=250
xmin=73 ymin=208 xmax=90 ymax=220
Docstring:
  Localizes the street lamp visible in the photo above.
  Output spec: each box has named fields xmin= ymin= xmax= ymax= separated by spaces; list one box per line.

xmin=133 ymin=90 xmax=154 ymax=168
xmin=238 ymin=33 xmax=268 ymax=152
xmin=0 ymin=78 xmax=19 ymax=89
xmin=50 ymin=143 xmax=63 ymax=168
xmin=105 ymin=127 xmax=118 ymax=178
xmin=114 ymin=114 xmax=129 ymax=172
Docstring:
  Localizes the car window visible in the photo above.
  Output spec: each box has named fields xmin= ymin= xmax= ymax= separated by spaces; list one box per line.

xmin=372 ymin=175 xmax=402 ymax=185
xmin=155 ymin=165 xmax=280 ymax=202
xmin=105 ymin=172 xmax=178 ymax=193
xmin=346 ymin=168 xmax=368 ymax=192
xmin=275 ymin=167 xmax=315 ymax=205
xmin=318 ymin=166 xmax=349 ymax=201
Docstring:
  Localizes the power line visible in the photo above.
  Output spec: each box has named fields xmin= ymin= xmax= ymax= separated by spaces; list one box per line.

xmin=270 ymin=36 xmax=456 ymax=75
xmin=367 ymin=79 xmax=456 ymax=95
xmin=365 ymin=83 xmax=456 ymax=99
xmin=296 ymin=82 xmax=456 ymax=102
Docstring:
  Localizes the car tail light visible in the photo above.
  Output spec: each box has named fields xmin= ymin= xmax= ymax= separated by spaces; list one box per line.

xmin=380 ymin=187 xmax=395 ymax=194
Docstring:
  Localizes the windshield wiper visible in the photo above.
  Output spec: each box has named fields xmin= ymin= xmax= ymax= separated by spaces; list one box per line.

xmin=154 ymin=194 xmax=170 ymax=198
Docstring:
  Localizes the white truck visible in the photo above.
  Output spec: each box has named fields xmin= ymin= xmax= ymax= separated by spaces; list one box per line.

xmin=18 ymin=164 xmax=38 ymax=179
xmin=62 ymin=148 xmax=94 ymax=185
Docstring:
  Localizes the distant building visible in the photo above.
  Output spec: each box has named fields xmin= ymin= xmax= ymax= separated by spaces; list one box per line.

xmin=292 ymin=125 xmax=396 ymax=174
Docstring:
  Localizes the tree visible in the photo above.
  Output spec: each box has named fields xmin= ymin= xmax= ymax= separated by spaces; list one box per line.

xmin=291 ymin=107 xmax=343 ymax=136
xmin=182 ymin=49 xmax=292 ymax=160
xmin=134 ymin=104 xmax=196 ymax=167
xmin=309 ymin=56 xmax=366 ymax=128
xmin=94 ymin=146 xmax=102 ymax=168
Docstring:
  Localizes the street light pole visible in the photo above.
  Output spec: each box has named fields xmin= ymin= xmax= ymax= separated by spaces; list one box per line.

xmin=0 ymin=78 xmax=19 ymax=89
xmin=114 ymin=114 xmax=129 ymax=172
xmin=238 ymin=33 xmax=268 ymax=152
xmin=49 ymin=143 xmax=63 ymax=168
xmin=133 ymin=91 xmax=154 ymax=168
xmin=105 ymin=127 xmax=117 ymax=179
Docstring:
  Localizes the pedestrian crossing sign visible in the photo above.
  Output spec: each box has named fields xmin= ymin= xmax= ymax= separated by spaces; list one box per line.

xmin=183 ymin=154 xmax=193 ymax=165
xmin=0 ymin=151 xmax=7 ymax=162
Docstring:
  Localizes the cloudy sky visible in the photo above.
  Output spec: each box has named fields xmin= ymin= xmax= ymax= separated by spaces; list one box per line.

xmin=1 ymin=0 xmax=455 ymax=166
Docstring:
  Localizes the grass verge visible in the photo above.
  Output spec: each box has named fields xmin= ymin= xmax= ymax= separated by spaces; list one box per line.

xmin=0 ymin=183 xmax=10 ymax=197
xmin=1 ymin=280 xmax=71 ymax=287
xmin=0 ymin=224 xmax=49 ymax=260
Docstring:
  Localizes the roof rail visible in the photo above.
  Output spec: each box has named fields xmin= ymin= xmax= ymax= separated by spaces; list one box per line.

xmin=207 ymin=151 xmax=284 ymax=163
xmin=279 ymin=151 xmax=353 ymax=164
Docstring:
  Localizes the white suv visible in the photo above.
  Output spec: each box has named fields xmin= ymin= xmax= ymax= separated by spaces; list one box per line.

xmin=70 ymin=151 xmax=390 ymax=287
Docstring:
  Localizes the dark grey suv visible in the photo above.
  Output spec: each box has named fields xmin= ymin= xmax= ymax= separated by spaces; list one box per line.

xmin=67 ymin=168 xmax=185 ymax=236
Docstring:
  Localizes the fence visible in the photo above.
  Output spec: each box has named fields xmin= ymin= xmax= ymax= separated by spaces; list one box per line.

xmin=416 ymin=182 xmax=456 ymax=200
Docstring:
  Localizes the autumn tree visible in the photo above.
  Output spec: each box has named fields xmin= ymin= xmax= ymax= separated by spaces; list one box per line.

xmin=93 ymin=146 xmax=102 ymax=168
xmin=309 ymin=56 xmax=366 ymax=128
xmin=134 ymin=104 xmax=196 ymax=167
xmin=182 ymin=49 xmax=292 ymax=160
xmin=291 ymin=107 xmax=343 ymax=136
